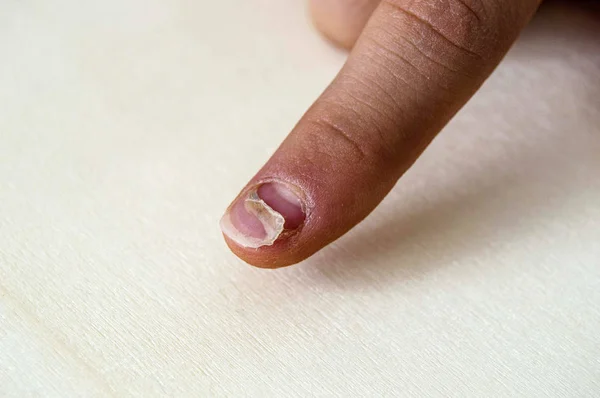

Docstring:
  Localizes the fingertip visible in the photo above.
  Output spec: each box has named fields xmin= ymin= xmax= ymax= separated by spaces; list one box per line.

xmin=220 ymin=179 xmax=312 ymax=268
xmin=222 ymin=235 xmax=305 ymax=269
xmin=308 ymin=0 xmax=380 ymax=49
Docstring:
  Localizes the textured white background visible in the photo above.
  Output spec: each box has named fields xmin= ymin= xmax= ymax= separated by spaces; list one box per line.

xmin=1 ymin=1 xmax=599 ymax=396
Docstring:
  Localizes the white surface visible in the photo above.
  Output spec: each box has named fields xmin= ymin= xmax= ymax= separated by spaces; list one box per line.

xmin=1 ymin=1 xmax=599 ymax=397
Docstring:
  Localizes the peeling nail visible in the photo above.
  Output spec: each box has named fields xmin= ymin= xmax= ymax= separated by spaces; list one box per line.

xmin=220 ymin=181 xmax=306 ymax=249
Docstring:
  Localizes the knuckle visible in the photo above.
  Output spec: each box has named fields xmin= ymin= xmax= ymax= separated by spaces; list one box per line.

xmin=304 ymin=116 xmax=369 ymax=164
xmin=379 ymin=0 xmax=500 ymax=63
xmin=303 ymin=99 xmax=400 ymax=171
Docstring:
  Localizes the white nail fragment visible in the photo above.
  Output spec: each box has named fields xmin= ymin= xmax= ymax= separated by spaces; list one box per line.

xmin=220 ymin=189 xmax=285 ymax=249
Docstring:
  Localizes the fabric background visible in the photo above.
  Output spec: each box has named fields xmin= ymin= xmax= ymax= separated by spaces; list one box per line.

xmin=1 ymin=1 xmax=599 ymax=396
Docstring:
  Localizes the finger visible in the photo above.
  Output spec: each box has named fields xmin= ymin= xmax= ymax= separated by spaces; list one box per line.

xmin=221 ymin=0 xmax=542 ymax=268
xmin=309 ymin=0 xmax=381 ymax=49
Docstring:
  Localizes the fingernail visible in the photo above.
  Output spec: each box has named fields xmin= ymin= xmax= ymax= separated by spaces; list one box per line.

xmin=220 ymin=181 xmax=306 ymax=249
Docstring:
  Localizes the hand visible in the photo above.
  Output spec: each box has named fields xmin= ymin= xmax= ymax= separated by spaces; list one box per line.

xmin=220 ymin=0 xmax=542 ymax=268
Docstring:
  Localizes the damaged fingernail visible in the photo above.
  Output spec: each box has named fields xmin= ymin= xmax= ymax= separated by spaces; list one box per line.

xmin=220 ymin=181 xmax=306 ymax=248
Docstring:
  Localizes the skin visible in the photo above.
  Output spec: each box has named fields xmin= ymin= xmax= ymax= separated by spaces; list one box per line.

xmin=222 ymin=0 xmax=573 ymax=268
